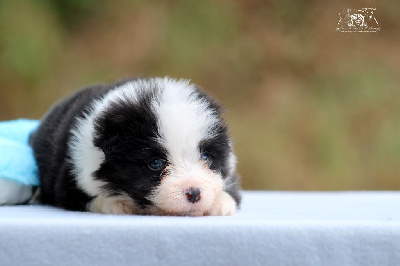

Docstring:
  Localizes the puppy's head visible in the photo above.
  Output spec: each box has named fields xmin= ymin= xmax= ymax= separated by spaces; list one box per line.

xmin=70 ymin=77 xmax=239 ymax=216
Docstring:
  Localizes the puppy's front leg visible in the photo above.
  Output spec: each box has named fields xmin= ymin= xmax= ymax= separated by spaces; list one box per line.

xmin=207 ymin=191 xmax=237 ymax=216
xmin=88 ymin=196 xmax=136 ymax=215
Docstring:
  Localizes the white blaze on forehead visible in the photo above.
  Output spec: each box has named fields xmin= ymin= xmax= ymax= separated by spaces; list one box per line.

xmin=151 ymin=77 xmax=220 ymax=166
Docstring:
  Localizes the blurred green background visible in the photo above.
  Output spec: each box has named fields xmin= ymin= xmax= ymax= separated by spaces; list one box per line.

xmin=1 ymin=0 xmax=399 ymax=190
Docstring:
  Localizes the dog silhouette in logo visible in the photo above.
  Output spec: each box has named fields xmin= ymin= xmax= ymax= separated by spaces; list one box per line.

xmin=363 ymin=8 xmax=379 ymax=29
xmin=349 ymin=13 xmax=365 ymax=28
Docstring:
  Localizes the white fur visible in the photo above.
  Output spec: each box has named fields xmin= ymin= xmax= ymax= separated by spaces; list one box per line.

xmin=69 ymin=111 xmax=106 ymax=197
xmin=147 ymin=78 xmax=230 ymax=215
xmin=151 ymin=78 xmax=220 ymax=167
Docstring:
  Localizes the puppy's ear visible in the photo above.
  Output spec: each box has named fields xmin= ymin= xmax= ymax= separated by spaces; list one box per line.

xmin=93 ymin=114 xmax=125 ymax=154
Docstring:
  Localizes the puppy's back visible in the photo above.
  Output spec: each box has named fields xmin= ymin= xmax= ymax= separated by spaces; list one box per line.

xmin=30 ymin=84 xmax=111 ymax=209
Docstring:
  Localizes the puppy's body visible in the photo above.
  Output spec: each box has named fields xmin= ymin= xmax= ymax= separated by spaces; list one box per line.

xmin=30 ymin=78 xmax=240 ymax=216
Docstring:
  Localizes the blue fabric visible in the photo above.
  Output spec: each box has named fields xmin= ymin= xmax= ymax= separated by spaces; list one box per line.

xmin=0 ymin=119 xmax=40 ymax=186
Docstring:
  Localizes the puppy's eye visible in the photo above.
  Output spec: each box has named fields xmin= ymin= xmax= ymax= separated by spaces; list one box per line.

xmin=148 ymin=158 xmax=167 ymax=171
xmin=201 ymin=152 xmax=212 ymax=164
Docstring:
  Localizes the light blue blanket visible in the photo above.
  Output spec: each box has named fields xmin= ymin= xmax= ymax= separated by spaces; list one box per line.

xmin=0 ymin=119 xmax=40 ymax=204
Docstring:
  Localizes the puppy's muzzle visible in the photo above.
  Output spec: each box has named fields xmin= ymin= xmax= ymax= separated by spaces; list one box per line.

xmin=185 ymin=187 xmax=201 ymax=203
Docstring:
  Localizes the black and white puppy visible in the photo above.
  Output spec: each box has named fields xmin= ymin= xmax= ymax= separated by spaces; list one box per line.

xmin=30 ymin=77 xmax=241 ymax=216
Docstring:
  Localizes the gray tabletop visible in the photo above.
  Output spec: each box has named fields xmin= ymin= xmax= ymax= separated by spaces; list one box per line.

xmin=1 ymin=191 xmax=400 ymax=266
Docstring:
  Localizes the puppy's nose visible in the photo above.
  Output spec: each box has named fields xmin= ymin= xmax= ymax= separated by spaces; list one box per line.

xmin=185 ymin=187 xmax=201 ymax=203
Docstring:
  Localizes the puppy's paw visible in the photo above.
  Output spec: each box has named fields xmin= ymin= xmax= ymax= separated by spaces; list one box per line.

xmin=207 ymin=191 xmax=237 ymax=216
xmin=88 ymin=196 xmax=136 ymax=215
xmin=110 ymin=199 xmax=135 ymax=215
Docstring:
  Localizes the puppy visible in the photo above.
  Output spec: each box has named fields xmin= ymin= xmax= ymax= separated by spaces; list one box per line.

xmin=30 ymin=77 xmax=241 ymax=216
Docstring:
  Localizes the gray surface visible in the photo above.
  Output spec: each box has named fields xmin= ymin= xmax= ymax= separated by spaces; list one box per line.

xmin=1 ymin=191 xmax=400 ymax=266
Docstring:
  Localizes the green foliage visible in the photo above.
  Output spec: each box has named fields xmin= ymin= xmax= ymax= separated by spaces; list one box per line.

xmin=0 ymin=0 xmax=399 ymax=190
xmin=0 ymin=0 xmax=61 ymax=82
